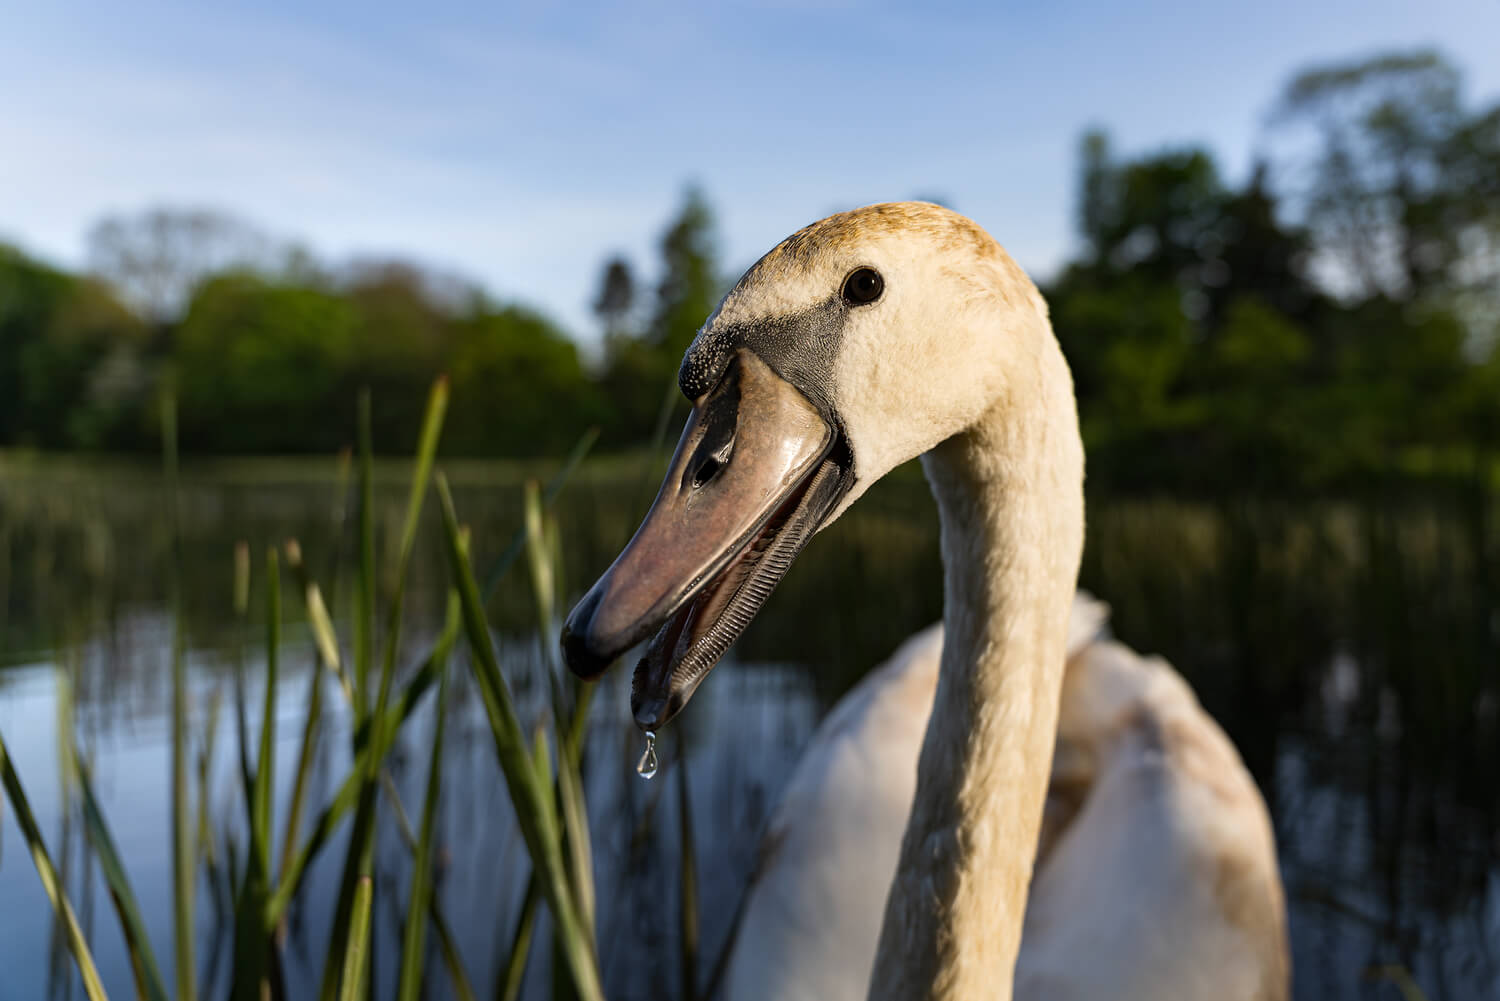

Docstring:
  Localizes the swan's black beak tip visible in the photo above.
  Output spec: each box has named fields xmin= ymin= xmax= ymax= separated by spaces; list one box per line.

xmin=559 ymin=590 xmax=613 ymax=681
xmin=630 ymin=682 xmax=686 ymax=732
xmin=631 ymin=693 xmax=669 ymax=731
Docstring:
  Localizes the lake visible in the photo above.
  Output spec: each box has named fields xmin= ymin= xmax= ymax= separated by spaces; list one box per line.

xmin=0 ymin=453 xmax=1496 ymax=1001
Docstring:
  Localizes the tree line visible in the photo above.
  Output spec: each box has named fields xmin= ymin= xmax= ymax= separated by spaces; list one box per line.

xmin=1 ymin=49 xmax=1496 ymax=489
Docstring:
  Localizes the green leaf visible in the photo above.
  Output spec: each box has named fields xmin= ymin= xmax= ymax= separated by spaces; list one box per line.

xmin=354 ymin=389 xmax=375 ymax=715
xmin=279 ymin=540 xmax=337 ymax=885
xmin=75 ymin=755 xmax=171 ymax=1001
xmin=396 ymin=655 xmax=451 ymax=1001
xmin=252 ymin=547 xmax=280 ymax=881
xmin=265 ymin=612 xmax=459 ymax=926
xmin=437 ymin=474 xmax=603 ymax=1001
xmin=480 ymin=426 xmax=599 ymax=598
xmin=338 ymin=876 xmax=374 ymax=1001
xmin=163 ymin=392 xmax=196 ymax=1001
xmin=370 ymin=377 xmax=449 ymax=744
xmin=676 ymin=735 xmax=700 ymax=1001
xmin=497 ymin=879 xmax=540 ymax=1001
xmin=0 ymin=730 xmax=110 ymax=1001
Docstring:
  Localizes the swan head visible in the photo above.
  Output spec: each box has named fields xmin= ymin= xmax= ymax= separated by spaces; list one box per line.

xmin=561 ymin=201 xmax=1056 ymax=728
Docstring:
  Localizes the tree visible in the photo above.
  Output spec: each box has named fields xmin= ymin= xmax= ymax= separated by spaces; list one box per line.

xmin=34 ymin=277 xmax=151 ymax=448
xmin=1272 ymin=50 xmax=1500 ymax=309
xmin=173 ymin=274 xmax=358 ymax=453
xmin=446 ymin=305 xmax=606 ymax=456
xmin=650 ymin=185 xmax=721 ymax=357
xmin=600 ymin=186 xmax=723 ymax=443
xmin=1077 ymin=129 xmax=1117 ymax=267
xmin=0 ymin=246 xmax=70 ymax=443
xmin=341 ymin=263 xmax=456 ymax=450
xmin=0 ymin=245 xmax=146 ymax=449
xmin=592 ymin=256 xmax=637 ymax=340
xmin=1051 ymin=130 xmax=1344 ymax=488
xmin=87 ymin=207 xmax=280 ymax=324
xmin=1211 ymin=163 xmax=1321 ymax=329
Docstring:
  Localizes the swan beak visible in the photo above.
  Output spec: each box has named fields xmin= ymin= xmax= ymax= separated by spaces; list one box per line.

xmin=560 ymin=348 xmax=848 ymax=730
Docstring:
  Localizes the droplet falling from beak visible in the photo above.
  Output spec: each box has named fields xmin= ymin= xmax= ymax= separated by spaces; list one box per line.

xmin=636 ymin=730 xmax=659 ymax=780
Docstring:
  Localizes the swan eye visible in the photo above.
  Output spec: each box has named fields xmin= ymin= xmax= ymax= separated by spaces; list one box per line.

xmin=841 ymin=267 xmax=883 ymax=306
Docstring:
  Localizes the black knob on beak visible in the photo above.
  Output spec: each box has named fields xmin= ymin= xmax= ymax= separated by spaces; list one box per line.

xmin=560 ymin=589 xmax=614 ymax=680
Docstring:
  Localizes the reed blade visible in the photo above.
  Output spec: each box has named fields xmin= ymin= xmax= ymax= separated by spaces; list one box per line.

xmin=252 ymin=548 xmax=280 ymax=882
xmin=1367 ymin=966 xmax=1432 ymax=1001
xmin=277 ymin=644 xmax=324 ymax=902
xmin=432 ymin=902 xmax=480 ymax=1001
xmin=337 ymin=876 xmax=374 ymax=1001
xmin=232 ymin=542 xmax=254 ymax=815
xmin=287 ymin=538 xmax=346 ymax=692
xmin=550 ymin=688 xmax=596 ymax=939
xmin=436 ymin=474 xmax=603 ymax=1001
xmin=496 ymin=879 xmax=540 ymax=1001
xmin=278 ymin=540 xmax=337 ymax=888
xmin=379 ymin=768 xmax=479 ymax=1001
xmin=318 ymin=785 xmax=377 ymax=1001
xmin=676 ymin=736 xmax=700 ymax=1001
xmin=195 ymin=688 xmax=223 ymax=869
xmin=163 ymin=392 xmax=196 ymax=1001
xmin=354 ymin=389 xmax=375 ymax=714
xmin=0 ymin=730 xmax=110 ymax=1001
xmin=525 ymin=479 xmax=596 ymax=941
xmin=74 ymin=754 xmax=171 ymax=1001
xmin=395 ymin=656 xmax=451 ymax=1001
xmin=264 ymin=609 xmax=460 ymax=926
xmin=481 ymin=426 xmax=600 ymax=598
xmin=370 ymin=377 xmax=449 ymax=745
xmin=324 ymin=379 xmax=449 ymax=1001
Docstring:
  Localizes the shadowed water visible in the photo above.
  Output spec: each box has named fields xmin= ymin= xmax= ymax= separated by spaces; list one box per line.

xmin=0 ymin=457 xmax=1496 ymax=1001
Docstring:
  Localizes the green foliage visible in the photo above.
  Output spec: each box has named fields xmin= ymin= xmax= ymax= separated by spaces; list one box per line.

xmin=1053 ymin=276 xmax=1192 ymax=425
xmin=0 ymin=386 xmax=606 ymax=1000
xmin=1213 ymin=297 xmax=1311 ymax=375
xmin=343 ymin=268 xmax=456 ymax=450
xmin=2 ymin=235 xmax=615 ymax=456
xmin=651 ymin=185 xmax=722 ymax=358
xmin=437 ymin=472 xmax=605 ymax=1001
xmin=2 ymin=47 xmax=1498 ymax=491
xmin=592 ymin=255 xmax=636 ymax=339
xmin=446 ymin=305 xmax=605 ymax=456
xmin=1051 ymin=48 xmax=1499 ymax=490
xmin=0 ymin=247 xmax=148 ymax=450
xmin=1273 ymin=49 xmax=1500 ymax=304
xmin=1085 ymin=145 xmax=1227 ymax=286
xmin=174 ymin=275 xmax=357 ymax=454
xmin=0 ymin=730 xmax=109 ymax=1001
xmin=599 ymin=185 xmax=723 ymax=443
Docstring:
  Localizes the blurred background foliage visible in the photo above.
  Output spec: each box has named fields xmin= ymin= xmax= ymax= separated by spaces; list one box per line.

xmin=2 ymin=49 xmax=1498 ymax=491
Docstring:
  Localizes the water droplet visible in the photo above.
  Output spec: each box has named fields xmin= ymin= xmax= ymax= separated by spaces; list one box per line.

xmin=636 ymin=730 xmax=658 ymax=780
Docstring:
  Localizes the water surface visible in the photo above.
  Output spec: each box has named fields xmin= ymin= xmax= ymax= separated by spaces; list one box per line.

xmin=0 ymin=457 xmax=1495 ymax=1000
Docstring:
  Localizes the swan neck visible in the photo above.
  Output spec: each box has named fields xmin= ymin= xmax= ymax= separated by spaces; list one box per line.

xmin=867 ymin=369 xmax=1084 ymax=1001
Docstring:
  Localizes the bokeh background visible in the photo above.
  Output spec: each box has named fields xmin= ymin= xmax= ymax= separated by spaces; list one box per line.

xmin=2 ymin=3 xmax=1498 ymax=1000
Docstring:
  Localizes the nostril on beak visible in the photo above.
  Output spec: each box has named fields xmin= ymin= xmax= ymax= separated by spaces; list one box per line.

xmin=692 ymin=455 xmax=722 ymax=488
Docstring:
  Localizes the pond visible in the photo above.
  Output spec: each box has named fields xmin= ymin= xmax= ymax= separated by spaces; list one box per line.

xmin=0 ymin=454 xmax=1496 ymax=1001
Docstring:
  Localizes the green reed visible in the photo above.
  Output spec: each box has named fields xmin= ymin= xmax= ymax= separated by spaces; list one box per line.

xmin=0 ymin=379 xmax=607 ymax=1000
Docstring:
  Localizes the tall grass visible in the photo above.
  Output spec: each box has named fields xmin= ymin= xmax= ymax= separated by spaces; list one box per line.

xmin=0 ymin=380 xmax=607 ymax=1000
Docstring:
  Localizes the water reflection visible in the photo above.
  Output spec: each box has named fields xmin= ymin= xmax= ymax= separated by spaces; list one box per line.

xmin=0 ymin=461 xmax=1496 ymax=1000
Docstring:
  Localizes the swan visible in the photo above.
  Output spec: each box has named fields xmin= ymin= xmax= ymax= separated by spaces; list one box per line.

xmin=561 ymin=202 xmax=1289 ymax=1000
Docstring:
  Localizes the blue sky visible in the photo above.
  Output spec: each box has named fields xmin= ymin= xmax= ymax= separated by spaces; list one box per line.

xmin=3 ymin=0 xmax=1498 ymax=344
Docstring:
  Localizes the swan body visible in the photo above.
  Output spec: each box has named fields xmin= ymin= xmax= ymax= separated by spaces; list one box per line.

xmin=561 ymin=202 xmax=1289 ymax=1001
xmin=723 ymin=595 xmax=1288 ymax=1001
